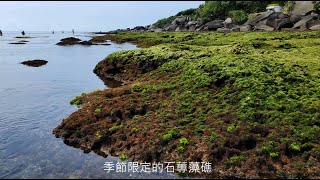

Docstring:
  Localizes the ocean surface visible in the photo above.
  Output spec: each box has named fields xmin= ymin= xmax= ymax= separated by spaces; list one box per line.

xmin=0 ymin=31 xmax=180 ymax=178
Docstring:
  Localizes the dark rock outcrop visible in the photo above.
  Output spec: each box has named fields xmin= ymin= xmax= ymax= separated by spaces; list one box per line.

xmin=56 ymin=37 xmax=81 ymax=45
xmin=57 ymin=37 xmax=112 ymax=46
xmin=21 ymin=60 xmax=48 ymax=67
xmin=204 ymin=20 xmax=224 ymax=30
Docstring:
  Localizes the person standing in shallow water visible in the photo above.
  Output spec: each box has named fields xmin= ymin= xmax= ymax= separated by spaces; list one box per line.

xmin=72 ymin=29 xmax=74 ymax=34
xmin=0 ymin=30 xmax=2 ymax=36
xmin=21 ymin=31 xmax=25 ymax=35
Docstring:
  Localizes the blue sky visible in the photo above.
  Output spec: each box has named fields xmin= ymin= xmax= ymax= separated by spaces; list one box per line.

xmin=0 ymin=1 xmax=204 ymax=32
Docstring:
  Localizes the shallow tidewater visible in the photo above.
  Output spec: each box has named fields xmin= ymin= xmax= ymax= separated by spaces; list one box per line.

xmin=0 ymin=32 xmax=180 ymax=178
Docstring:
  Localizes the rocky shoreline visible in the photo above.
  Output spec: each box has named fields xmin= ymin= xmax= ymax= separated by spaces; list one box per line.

xmin=108 ymin=2 xmax=319 ymax=34
xmin=53 ymin=31 xmax=320 ymax=178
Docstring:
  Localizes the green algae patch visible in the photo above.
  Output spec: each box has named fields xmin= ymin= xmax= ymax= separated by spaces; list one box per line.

xmin=54 ymin=31 xmax=320 ymax=179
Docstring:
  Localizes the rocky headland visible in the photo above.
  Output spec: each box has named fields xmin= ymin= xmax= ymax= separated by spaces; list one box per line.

xmin=108 ymin=1 xmax=320 ymax=34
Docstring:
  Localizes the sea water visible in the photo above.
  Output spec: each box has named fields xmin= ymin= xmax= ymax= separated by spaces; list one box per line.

xmin=0 ymin=31 xmax=180 ymax=178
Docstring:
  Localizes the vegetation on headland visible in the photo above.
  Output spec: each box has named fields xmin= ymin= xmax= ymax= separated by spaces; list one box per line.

xmin=153 ymin=1 xmax=301 ymax=27
xmin=54 ymin=31 xmax=320 ymax=178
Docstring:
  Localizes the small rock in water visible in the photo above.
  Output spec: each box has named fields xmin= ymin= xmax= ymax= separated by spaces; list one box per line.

xmin=21 ymin=60 xmax=48 ymax=67
xmin=9 ymin=42 xmax=26 ymax=44
xmin=56 ymin=37 xmax=82 ymax=45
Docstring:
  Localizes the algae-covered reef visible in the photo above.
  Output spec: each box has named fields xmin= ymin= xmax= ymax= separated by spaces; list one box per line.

xmin=54 ymin=31 xmax=320 ymax=178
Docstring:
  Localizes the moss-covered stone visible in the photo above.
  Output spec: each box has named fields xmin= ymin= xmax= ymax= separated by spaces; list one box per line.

xmin=54 ymin=31 xmax=320 ymax=178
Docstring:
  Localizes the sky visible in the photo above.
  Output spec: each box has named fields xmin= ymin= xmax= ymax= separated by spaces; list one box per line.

xmin=0 ymin=1 xmax=204 ymax=32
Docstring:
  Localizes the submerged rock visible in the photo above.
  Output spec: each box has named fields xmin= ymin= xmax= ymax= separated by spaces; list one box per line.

xmin=15 ymin=36 xmax=33 ymax=39
xmin=79 ymin=41 xmax=94 ymax=45
xmin=21 ymin=60 xmax=48 ymax=67
xmin=9 ymin=42 xmax=26 ymax=44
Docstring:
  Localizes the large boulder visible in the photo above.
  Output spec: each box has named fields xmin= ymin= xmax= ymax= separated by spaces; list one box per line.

xmin=291 ymin=1 xmax=314 ymax=16
xmin=217 ymin=28 xmax=232 ymax=32
xmin=171 ymin=16 xmax=187 ymax=25
xmin=290 ymin=14 xmax=304 ymax=23
xmin=249 ymin=11 xmax=275 ymax=26
xmin=266 ymin=13 xmax=282 ymax=27
xmin=223 ymin=18 xmax=233 ymax=28
xmin=204 ymin=20 xmax=224 ymax=30
xmin=273 ymin=18 xmax=294 ymax=30
xmin=292 ymin=14 xmax=316 ymax=29
xmin=277 ymin=13 xmax=287 ymax=19
xmin=165 ymin=24 xmax=179 ymax=31
xmin=175 ymin=25 xmax=187 ymax=32
xmin=185 ymin=21 xmax=197 ymax=27
xmin=189 ymin=25 xmax=197 ymax=31
xmin=132 ymin=26 xmax=146 ymax=32
xmin=307 ymin=20 xmax=320 ymax=30
xmin=240 ymin=24 xmax=252 ymax=32
xmin=254 ymin=19 xmax=274 ymax=31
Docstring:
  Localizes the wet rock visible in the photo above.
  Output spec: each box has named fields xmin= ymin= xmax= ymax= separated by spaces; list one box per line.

xmin=56 ymin=37 xmax=81 ymax=45
xmin=21 ymin=59 xmax=48 ymax=67
xmin=9 ymin=42 xmax=26 ymax=44
xmin=291 ymin=1 xmax=314 ymax=16
xmin=79 ymin=41 xmax=94 ymax=45
xmin=15 ymin=36 xmax=33 ymax=39
xmin=99 ymin=43 xmax=112 ymax=46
